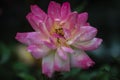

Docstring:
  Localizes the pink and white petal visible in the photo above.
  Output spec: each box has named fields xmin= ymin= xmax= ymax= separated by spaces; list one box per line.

xmin=61 ymin=2 xmax=71 ymax=20
xmin=27 ymin=45 xmax=49 ymax=59
xmin=79 ymin=26 xmax=97 ymax=41
xmin=48 ymin=1 xmax=61 ymax=21
xmin=43 ymin=41 xmax=56 ymax=49
xmin=57 ymin=47 xmax=68 ymax=60
xmin=68 ymin=26 xmax=97 ymax=44
xmin=61 ymin=46 xmax=74 ymax=54
xmin=67 ymin=26 xmax=97 ymax=44
xmin=63 ymin=28 xmax=71 ymax=39
xmin=29 ymin=15 xmax=50 ymax=38
xmin=77 ymin=12 xmax=88 ymax=26
xmin=62 ymin=12 xmax=77 ymax=30
xmin=67 ymin=29 xmax=81 ymax=45
xmin=45 ymin=16 xmax=54 ymax=31
xmin=30 ymin=14 xmax=43 ymax=26
xmin=31 ymin=5 xmax=47 ymax=21
xmin=15 ymin=32 xmax=46 ymax=45
xmin=54 ymin=53 xmax=70 ymax=71
xmin=38 ymin=22 xmax=50 ymax=37
xmin=76 ymin=38 xmax=103 ymax=51
xmin=70 ymin=50 xmax=95 ymax=69
xmin=26 ymin=13 xmax=49 ymax=35
xmin=26 ymin=13 xmax=39 ymax=31
xmin=42 ymin=53 xmax=55 ymax=77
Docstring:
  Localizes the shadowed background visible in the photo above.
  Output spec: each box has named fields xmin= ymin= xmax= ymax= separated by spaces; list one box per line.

xmin=0 ymin=0 xmax=120 ymax=80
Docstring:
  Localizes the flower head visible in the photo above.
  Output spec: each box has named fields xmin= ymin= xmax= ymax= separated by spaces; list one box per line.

xmin=15 ymin=1 xmax=102 ymax=77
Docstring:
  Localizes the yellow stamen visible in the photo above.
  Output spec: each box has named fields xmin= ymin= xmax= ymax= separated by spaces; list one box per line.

xmin=50 ymin=22 xmax=67 ymax=47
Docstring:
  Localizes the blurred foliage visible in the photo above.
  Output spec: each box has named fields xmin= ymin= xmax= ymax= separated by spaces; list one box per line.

xmin=0 ymin=43 xmax=10 ymax=64
xmin=0 ymin=42 xmax=120 ymax=80
xmin=74 ymin=0 xmax=88 ymax=12
xmin=0 ymin=0 xmax=120 ymax=80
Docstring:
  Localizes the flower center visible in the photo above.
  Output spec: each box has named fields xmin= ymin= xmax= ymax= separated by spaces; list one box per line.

xmin=55 ymin=28 xmax=64 ymax=37
xmin=55 ymin=28 xmax=65 ymax=43
xmin=50 ymin=22 xmax=67 ymax=46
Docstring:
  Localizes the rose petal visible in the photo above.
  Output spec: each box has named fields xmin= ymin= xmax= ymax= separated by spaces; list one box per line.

xmin=38 ymin=22 xmax=50 ymax=37
xmin=57 ymin=47 xmax=68 ymax=60
xmin=27 ymin=45 xmax=49 ymax=59
xmin=31 ymin=5 xmax=47 ymax=21
xmin=45 ymin=16 xmax=54 ymax=31
xmin=63 ymin=28 xmax=71 ymax=39
xmin=77 ymin=12 xmax=88 ymax=26
xmin=61 ymin=2 xmax=71 ymax=20
xmin=70 ymin=50 xmax=95 ymax=69
xmin=48 ymin=1 xmax=61 ymax=21
xmin=67 ymin=26 xmax=97 ymax=44
xmin=66 ymin=28 xmax=81 ymax=45
xmin=62 ymin=12 xmax=77 ymax=31
xmin=15 ymin=32 xmax=46 ymax=45
xmin=26 ymin=13 xmax=48 ymax=34
xmin=76 ymin=38 xmax=103 ymax=51
xmin=79 ymin=26 xmax=97 ymax=41
xmin=31 ymin=14 xmax=43 ymax=26
xmin=61 ymin=46 xmax=74 ymax=54
xmin=26 ymin=13 xmax=39 ymax=31
xmin=29 ymin=15 xmax=50 ymax=38
xmin=54 ymin=53 xmax=70 ymax=71
xmin=26 ymin=12 xmax=49 ymax=35
xmin=42 ymin=53 xmax=54 ymax=77
xmin=43 ymin=40 xmax=56 ymax=49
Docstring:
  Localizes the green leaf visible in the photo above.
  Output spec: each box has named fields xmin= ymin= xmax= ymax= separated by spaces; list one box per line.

xmin=100 ymin=64 xmax=111 ymax=72
xmin=12 ymin=62 xmax=29 ymax=73
xmin=62 ymin=68 xmax=81 ymax=79
xmin=18 ymin=73 xmax=36 ymax=80
xmin=74 ymin=1 xmax=88 ymax=12
xmin=0 ymin=42 xmax=10 ymax=64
